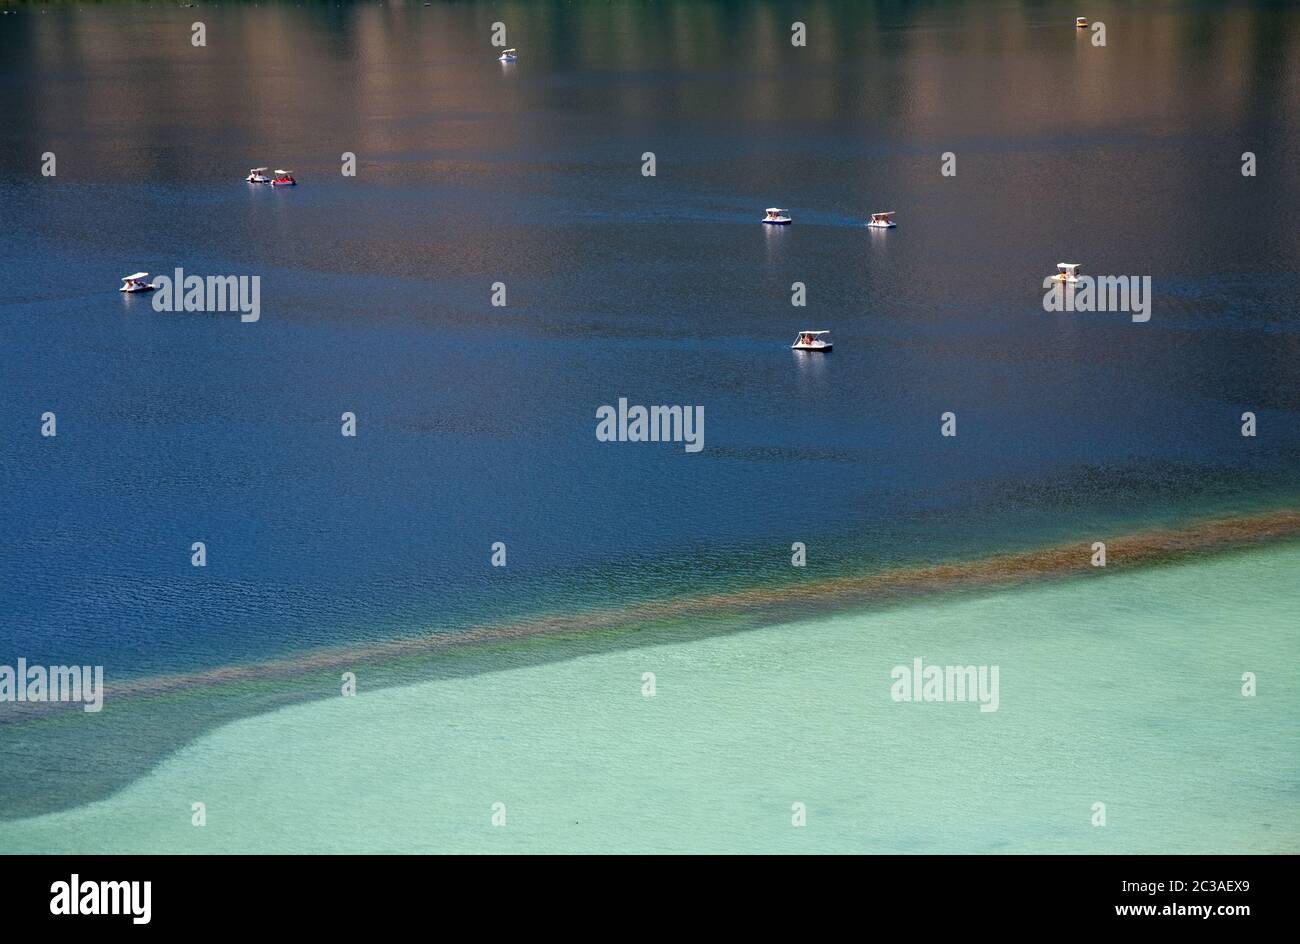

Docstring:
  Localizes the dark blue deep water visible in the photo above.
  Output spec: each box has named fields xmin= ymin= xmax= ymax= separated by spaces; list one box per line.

xmin=2 ymin=0 xmax=1299 ymax=681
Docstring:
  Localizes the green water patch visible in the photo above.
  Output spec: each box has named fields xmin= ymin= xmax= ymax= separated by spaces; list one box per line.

xmin=2 ymin=508 xmax=1298 ymax=821
xmin=2 ymin=538 xmax=1296 ymax=853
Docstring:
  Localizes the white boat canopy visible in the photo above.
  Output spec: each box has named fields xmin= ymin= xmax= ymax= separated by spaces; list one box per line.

xmin=766 ymin=208 xmax=787 ymax=214
xmin=122 ymin=272 xmax=150 ymax=282
xmin=250 ymin=167 xmax=268 ymax=172
xmin=798 ymin=330 xmax=831 ymax=336
xmin=502 ymin=48 xmax=517 ymax=53
xmin=1057 ymin=262 xmax=1081 ymax=270
xmin=274 ymin=170 xmax=291 ymax=175
xmin=871 ymin=211 xmax=896 ymax=218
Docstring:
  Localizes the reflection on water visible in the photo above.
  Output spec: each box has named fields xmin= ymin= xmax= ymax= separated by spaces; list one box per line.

xmin=763 ymin=217 xmax=790 ymax=269
xmin=791 ymin=347 xmax=832 ymax=381
xmin=4 ymin=1 xmax=1299 ymax=185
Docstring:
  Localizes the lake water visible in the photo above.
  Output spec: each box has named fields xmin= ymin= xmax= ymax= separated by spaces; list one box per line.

xmin=1 ymin=0 xmax=1297 ymax=852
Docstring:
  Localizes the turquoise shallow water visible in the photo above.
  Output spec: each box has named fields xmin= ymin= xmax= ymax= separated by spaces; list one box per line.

xmin=3 ymin=541 xmax=1295 ymax=854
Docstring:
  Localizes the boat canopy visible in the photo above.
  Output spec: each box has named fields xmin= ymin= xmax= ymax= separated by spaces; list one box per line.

xmin=274 ymin=170 xmax=291 ymax=175
xmin=122 ymin=272 xmax=149 ymax=281
xmin=798 ymin=330 xmax=831 ymax=336
xmin=766 ymin=208 xmax=788 ymax=214
xmin=250 ymin=167 xmax=268 ymax=172
xmin=1057 ymin=262 xmax=1080 ymax=270
xmin=502 ymin=48 xmax=517 ymax=53
xmin=871 ymin=211 xmax=895 ymax=218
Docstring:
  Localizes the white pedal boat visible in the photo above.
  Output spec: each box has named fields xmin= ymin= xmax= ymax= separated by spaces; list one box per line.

xmin=119 ymin=272 xmax=156 ymax=293
xmin=791 ymin=330 xmax=832 ymax=352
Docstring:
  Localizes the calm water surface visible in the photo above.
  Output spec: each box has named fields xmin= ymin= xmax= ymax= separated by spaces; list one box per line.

xmin=0 ymin=0 xmax=1298 ymax=831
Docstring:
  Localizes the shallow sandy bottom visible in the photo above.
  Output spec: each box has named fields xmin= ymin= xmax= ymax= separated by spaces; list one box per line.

xmin=3 ymin=542 xmax=1297 ymax=854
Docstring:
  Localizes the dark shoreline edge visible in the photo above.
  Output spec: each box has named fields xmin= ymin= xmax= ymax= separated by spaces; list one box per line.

xmin=2 ymin=506 xmax=1299 ymax=821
